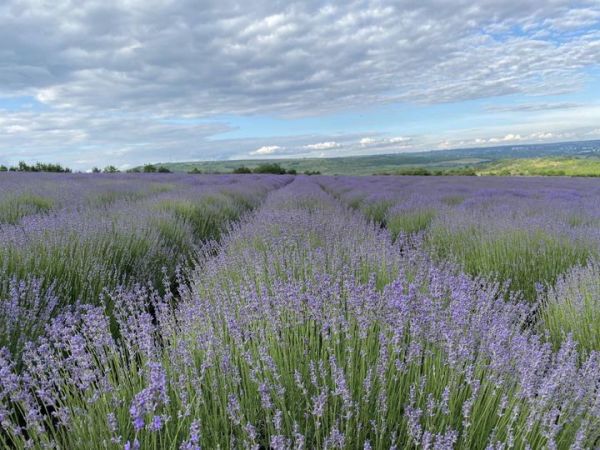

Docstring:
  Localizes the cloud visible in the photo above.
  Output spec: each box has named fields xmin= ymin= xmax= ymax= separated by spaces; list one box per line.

xmin=250 ymin=145 xmax=282 ymax=155
xmin=360 ymin=137 xmax=376 ymax=146
xmin=304 ymin=141 xmax=341 ymax=150
xmin=488 ymin=133 xmax=523 ymax=143
xmin=0 ymin=1 xmax=599 ymax=166
xmin=1 ymin=1 xmax=599 ymax=116
xmin=360 ymin=136 xmax=411 ymax=147
xmin=485 ymin=102 xmax=584 ymax=113
xmin=437 ymin=130 xmax=573 ymax=150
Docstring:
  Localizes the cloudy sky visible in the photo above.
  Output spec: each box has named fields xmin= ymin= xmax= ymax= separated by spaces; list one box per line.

xmin=1 ymin=0 xmax=599 ymax=169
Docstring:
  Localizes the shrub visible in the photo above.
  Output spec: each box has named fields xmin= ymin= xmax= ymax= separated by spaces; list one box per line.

xmin=253 ymin=163 xmax=287 ymax=174
xmin=233 ymin=166 xmax=252 ymax=174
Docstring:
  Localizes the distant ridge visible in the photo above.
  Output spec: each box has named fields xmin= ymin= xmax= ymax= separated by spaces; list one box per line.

xmin=147 ymin=139 xmax=600 ymax=176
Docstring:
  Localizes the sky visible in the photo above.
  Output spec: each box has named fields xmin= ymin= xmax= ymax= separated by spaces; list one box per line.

xmin=0 ymin=0 xmax=599 ymax=170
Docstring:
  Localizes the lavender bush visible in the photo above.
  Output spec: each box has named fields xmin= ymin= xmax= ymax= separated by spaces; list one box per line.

xmin=0 ymin=176 xmax=598 ymax=449
xmin=540 ymin=262 xmax=600 ymax=353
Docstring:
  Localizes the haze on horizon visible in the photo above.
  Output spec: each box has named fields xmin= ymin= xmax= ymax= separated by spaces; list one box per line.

xmin=1 ymin=0 xmax=599 ymax=170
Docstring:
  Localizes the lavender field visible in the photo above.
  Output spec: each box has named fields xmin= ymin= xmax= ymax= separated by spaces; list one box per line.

xmin=0 ymin=173 xmax=599 ymax=449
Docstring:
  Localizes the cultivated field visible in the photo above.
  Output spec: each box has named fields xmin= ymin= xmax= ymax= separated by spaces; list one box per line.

xmin=0 ymin=173 xmax=598 ymax=449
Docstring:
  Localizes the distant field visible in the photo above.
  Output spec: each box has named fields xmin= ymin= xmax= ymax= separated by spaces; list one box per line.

xmin=150 ymin=139 xmax=600 ymax=176
xmin=477 ymin=157 xmax=600 ymax=177
xmin=153 ymin=154 xmax=487 ymax=175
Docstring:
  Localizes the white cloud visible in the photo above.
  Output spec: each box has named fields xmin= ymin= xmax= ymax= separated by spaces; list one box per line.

xmin=360 ymin=137 xmax=376 ymax=146
xmin=360 ymin=136 xmax=411 ymax=147
xmin=304 ymin=141 xmax=341 ymax=150
xmin=488 ymin=134 xmax=523 ymax=143
xmin=250 ymin=145 xmax=282 ymax=155
xmin=388 ymin=136 xmax=410 ymax=144
xmin=529 ymin=132 xmax=554 ymax=140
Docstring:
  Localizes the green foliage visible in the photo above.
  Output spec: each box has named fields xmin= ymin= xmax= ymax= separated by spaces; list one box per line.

xmin=0 ymin=193 xmax=54 ymax=224
xmin=157 ymin=166 xmax=171 ymax=173
xmin=103 ymin=165 xmax=120 ymax=173
xmin=442 ymin=167 xmax=478 ymax=176
xmin=86 ymin=190 xmax=146 ymax=207
xmin=188 ymin=167 xmax=202 ymax=174
xmin=428 ymin=228 xmax=593 ymax=301
xmin=362 ymin=200 xmax=393 ymax=224
xmin=387 ymin=209 xmax=436 ymax=240
xmin=233 ymin=166 xmax=252 ymax=174
xmin=8 ymin=161 xmax=72 ymax=173
xmin=143 ymin=164 xmax=157 ymax=173
xmin=0 ymin=230 xmax=161 ymax=309
xmin=540 ymin=263 xmax=600 ymax=353
xmin=0 ymin=165 xmax=7 ymax=172
xmin=392 ymin=167 xmax=433 ymax=176
xmin=253 ymin=163 xmax=288 ymax=174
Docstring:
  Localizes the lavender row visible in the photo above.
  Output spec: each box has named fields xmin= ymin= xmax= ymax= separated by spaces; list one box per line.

xmin=0 ymin=173 xmax=290 ymax=354
xmin=320 ymin=175 xmax=599 ymax=300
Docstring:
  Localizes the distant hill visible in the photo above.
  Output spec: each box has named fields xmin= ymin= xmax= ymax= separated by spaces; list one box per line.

xmin=476 ymin=157 xmax=600 ymax=177
xmin=147 ymin=139 xmax=600 ymax=176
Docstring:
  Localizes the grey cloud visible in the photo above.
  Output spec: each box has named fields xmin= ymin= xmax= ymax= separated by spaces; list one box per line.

xmin=1 ymin=1 xmax=599 ymax=115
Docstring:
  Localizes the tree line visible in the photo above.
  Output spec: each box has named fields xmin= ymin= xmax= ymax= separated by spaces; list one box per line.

xmin=91 ymin=164 xmax=172 ymax=173
xmin=0 ymin=161 xmax=72 ymax=173
xmin=187 ymin=163 xmax=320 ymax=175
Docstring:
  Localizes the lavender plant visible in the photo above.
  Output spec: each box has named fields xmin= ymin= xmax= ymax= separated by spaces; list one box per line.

xmin=540 ymin=262 xmax=600 ymax=353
